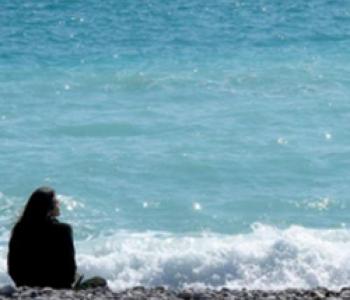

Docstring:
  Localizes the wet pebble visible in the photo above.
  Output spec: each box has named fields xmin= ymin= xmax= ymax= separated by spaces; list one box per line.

xmin=1 ymin=286 xmax=350 ymax=299
xmin=340 ymin=290 xmax=350 ymax=300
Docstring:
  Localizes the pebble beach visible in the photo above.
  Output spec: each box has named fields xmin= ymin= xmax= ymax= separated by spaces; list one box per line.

xmin=1 ymin=286 xmax=350 ymax=300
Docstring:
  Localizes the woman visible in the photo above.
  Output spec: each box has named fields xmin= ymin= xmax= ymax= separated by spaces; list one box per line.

xmin=8 ymin=187 xmax=76 ymax=288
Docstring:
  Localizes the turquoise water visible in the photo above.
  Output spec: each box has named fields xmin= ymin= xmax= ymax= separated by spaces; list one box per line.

xmin=1 ymin=0 xmax=350 ymax=290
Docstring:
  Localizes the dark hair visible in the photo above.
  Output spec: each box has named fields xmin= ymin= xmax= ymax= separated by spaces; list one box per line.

xmin=18 ymin=187 xmax=56 ymax=224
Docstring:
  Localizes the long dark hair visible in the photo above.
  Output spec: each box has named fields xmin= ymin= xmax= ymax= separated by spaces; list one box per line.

xmin=15 ymin=187 xmax=56 ymax=225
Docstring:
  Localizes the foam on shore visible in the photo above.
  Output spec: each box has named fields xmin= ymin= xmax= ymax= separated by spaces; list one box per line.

xmin=1 ymin=224 xmax=350 ymax=291
xmin=74 ymin=224 xmax=350 ymax=291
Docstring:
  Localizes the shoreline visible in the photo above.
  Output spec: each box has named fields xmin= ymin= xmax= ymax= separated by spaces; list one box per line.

xmin=1 ymin=286 xmax=350 ymax=299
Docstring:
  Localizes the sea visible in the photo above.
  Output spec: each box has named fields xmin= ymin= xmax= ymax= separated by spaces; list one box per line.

xmin=1 ymin=0 xmax=350 ymax=291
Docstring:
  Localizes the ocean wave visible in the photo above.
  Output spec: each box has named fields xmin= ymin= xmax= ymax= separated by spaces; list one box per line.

xmin=52 ymin=122 xmax=143 ymax=138
xmin=2 ymin=224 xmax=345 ymax=291
xmin=74 ymin=225 xmax=350 ymax=290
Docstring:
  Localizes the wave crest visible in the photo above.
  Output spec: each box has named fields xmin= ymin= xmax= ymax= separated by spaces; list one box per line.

xmin=72 ymin=224 xmax=350 ymax=291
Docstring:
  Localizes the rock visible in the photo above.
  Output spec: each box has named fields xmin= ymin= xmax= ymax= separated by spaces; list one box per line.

xmin=122 ymin=296 xmax=140 ymax=300
xmin=192 ymin=292 xmax=203 ymax=300
xmin=0 ymin=285 xmax=16 ymax=297
xmin=42 ymin=287 xmax=54 ymax=292
xmin=61 ymin=289 xmax=75 ymax=298
xmin=155 ymin=286 xmax=166 ymax=293
xmin=0 ymin=286 xmax=347 ymax=300
xmin=341 ymin=290 xmax=350 ymax=300
xmin=313 ymin=290 xmax=327 ymax=299
xmin=19 ymin=289 xmax=37 ymax=298
xmin=178 ymin=291 xmax=192 ymax=300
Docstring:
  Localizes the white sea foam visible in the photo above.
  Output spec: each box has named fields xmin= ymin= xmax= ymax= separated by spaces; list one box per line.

xmin=1 ymin=224 xmax=350 ymax=290
xmin=57 ymin=194 xmax=85 ymax=211
xmin=277 ymin=137 xmax=288 ymax=145
xmin=293 ymin=197 xmax=340 ymax=212
xmin=306 ymin=197 xmax=333 ymax=211
xmin=64 ymin=225 xmax=350 ymax=290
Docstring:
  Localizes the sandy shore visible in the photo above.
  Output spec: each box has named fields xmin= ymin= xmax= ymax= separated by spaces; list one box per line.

xmin=1 ymin=286 xmax=350 ymax=299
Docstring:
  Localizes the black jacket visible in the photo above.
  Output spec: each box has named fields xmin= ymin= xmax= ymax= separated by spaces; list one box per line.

xmin=8 ymin=218 xmax=76 ymax=288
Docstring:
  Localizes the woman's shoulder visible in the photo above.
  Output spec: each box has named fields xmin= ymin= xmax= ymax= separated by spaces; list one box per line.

xmin=50 ymin=219 xmax=73 ymax=234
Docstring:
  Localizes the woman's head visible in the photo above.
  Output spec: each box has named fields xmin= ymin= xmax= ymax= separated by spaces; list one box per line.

xmin=20 ymin=187 xmax=60 ymax=223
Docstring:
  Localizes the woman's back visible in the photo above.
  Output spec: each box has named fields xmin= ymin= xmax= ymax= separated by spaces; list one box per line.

xmin=7 ymin=187 xmax=76 ymax=289
xmin=8 ymin=219 xmax=76 ymax=288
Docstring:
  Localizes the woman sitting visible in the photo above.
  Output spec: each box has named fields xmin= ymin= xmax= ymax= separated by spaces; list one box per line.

xmin=8 ymin=187 xmax=76 ymax=288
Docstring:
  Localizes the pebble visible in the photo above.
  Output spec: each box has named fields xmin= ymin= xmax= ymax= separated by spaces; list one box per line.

xmin=1 ymin=286 xmax=350 ymax=299
xmin=0 ymin=285 xmax=16 ymax=297
xmin=178 ymin=291 xmax=192 ymax=300
xmin=340 ymin=290 xmax=350 ymax=300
